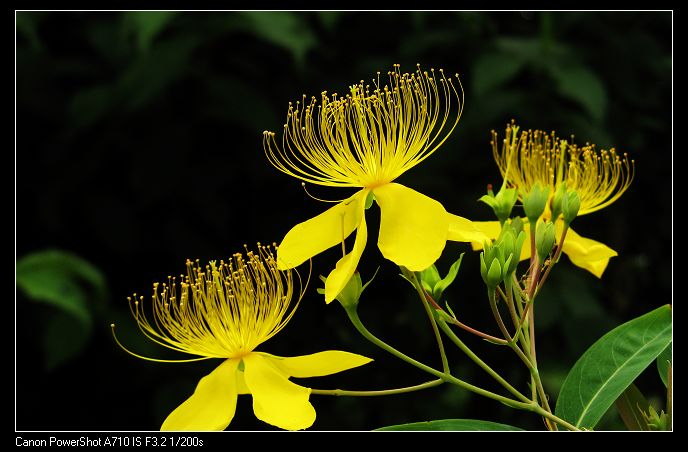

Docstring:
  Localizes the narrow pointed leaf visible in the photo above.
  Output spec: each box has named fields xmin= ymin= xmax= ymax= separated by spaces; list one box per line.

xmin=433 ymin=253 xmax=465 ymax=298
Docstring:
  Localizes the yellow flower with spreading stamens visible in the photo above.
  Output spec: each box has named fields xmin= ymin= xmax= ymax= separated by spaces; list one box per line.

xmin=112 ymin=245 xmax=371 ymax=431
xmin=474 ymin=122 xmax=635 ymax=277
xmin=264 ymin=65 xmax=487 ymax=302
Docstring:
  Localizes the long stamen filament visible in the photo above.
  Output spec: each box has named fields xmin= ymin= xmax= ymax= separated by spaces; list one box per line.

xmin=264 ymin=64 xmax=464 ymax=189
xmin=113 ymin=244 xmax=302 ymax=362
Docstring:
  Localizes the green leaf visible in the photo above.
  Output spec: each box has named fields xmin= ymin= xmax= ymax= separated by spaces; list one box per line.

xmin=614 ymin=383 xmax=651 ymax=431
xmin=550 ymin=66 xmax=607 ymax=121
xmin=43 ymin=311 xmax=90 ymax=371
xmin=472 ymin=52 xmax=526 ymax=95
xmin=16 ymin=250 xmax=107 ymax=329
xmin=375 ymin=419 xmax=523 ymax=431
xmin=555 ymin=305 xmax=672 ymax=429
xmin=656 ymin=343 xmax=671 ymax=387
xmin=317 ymin=11 xmax=341 ymax=31
xmin=240 ymin=12 xmax=316 ymax=66
xmin=118 ymin=35 xmax=199 ymax=113
xmin=124 ymin=11 xmax=178 ymax=52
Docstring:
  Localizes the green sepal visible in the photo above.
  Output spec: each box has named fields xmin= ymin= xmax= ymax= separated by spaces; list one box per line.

xmin=365 ymin=191 xmax=375 ymax=209
xmin=431 ymin=253 xmax=465 ymax=300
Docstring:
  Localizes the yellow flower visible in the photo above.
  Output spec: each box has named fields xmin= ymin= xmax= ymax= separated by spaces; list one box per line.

xmin=475 ymin=122 xmax=635 ymax=277
xmin=112 ymin=245 xmax=371 ymax=431
xmin=264 ymin=65 xmax=486 ymax=302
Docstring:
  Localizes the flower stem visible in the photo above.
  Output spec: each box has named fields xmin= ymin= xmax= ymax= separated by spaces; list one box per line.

xmin=534 ymin=224 xmax=569 ymax=298
xmin=531 ymin=405 xmax=581 ymax=432
xmin=489 ymin=289 xmax=513 ymax=341
xmin=503 ymin=278 xmax=521 ymax=335
xmin=525 ymin=255 xmax=556 ymax=427
xmin=344 ymin=306 xmax=531 ymax=411
xmin=423 ymin=291 xmax=507 ymax=345
xmin=311 ymin=379 xmax=443 ymax=397
xmin=487 ymin=290 xmax=535 ymax=369
xmin=446 ymin=316 xmax=508 ymax=345
xmin=344 ymin=305 xmax=580 ymax=431
xmin=403 ymin=268 xmax=449 ymax=373
xmin=437 ymin=318 xmax=530 ymax=404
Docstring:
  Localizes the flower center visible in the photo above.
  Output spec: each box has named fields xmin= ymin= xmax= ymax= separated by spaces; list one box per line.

xmin=112 ymin=245 xmax=301 ymax=362
xmin=264 ymin=64 xmax=464 ymax=189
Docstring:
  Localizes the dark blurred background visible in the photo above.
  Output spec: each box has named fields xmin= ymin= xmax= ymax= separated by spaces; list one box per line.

xmin=16 ymin=11 xmax=671 ymax=431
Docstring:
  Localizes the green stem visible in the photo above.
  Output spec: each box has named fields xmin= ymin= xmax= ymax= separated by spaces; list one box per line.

xmin=344 ymin=306 xmax=530 ymax=410
xmin=423 ymin=290 xmax=507 ymax=345
xmin=511 ymin=275 xmax=532 ymax=353
xmin=405 ymin=268 xmax=449 ymax=373
xmin=532 ymin=405 xmax=581 ymax=432
xmin=344 ymin=306 xmax=580 ymax=431
xmin=534 ymin=224 xmax=569 ymax=298
xmin=525 ymin=254 xmax=542 ymax=403
xmin=523 ymin=255 xmax=555 ymax=427
xmin=446 ymin=316 xmax=508 ymax=345
xmin=536 ymin=377 xmax=555 ymax=430
xmin=528 ymin=219 xmax=537 ymax=275
xmin=311 ymin=379 xmax=443 ymax=397
xmin=503 ymin=278 xmax=521 ymax=333
xmin=438 ymin=318 xmax=530 ymax=403
xmin=489 ymin=289 xmax=512 ymax=340
xmin=488 ymin=290 xmax=534 ymax=369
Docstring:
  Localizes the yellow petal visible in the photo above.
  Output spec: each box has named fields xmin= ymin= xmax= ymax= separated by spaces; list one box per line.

xmin=560 ymin=224 xmax=618 ymax=278
xmin=469 ymin=220 xmax=617 ymax=277
xmin=276 ymin=190 xmax=368 ymax=269
xmin=470 ymin=220 xmax=532 ymax=261
xmin=264 ymin=351 xmax=373 ymax=378
xmin=324 ymin=208 xmax=368 ymax=303
xmin=468 ymin=221 xmax=502 ymax=251
xmin=161 ymin=359 xmax=239 ymax=431
xmin=236 ymin=370 xmax=250 ymax=395
xmin=373 ymin=183 xmax=449 ymax=271
xmin=243 ymin=353 xmax=316 ymax=430
xmin=447 ymin=213 xmax=491 ymax=244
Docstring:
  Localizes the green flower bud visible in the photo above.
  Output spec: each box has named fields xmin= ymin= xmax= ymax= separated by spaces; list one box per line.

xmin=479 ymin=185 xmax=519 ymax=224
xmin=479 ymin=249 xmax=489 ymax=284
xmin=498 ymin=228 xmax=526 ymax=276
xmin=500 ymin=228 xmax=515 ymax=252
xmin=509 ymin=217 xmax=524 ymax=236
xmin=317 ymin=270 xmax=378 ymax=311
xmin=550 ymin=183 xmax=567 ymax=221
xmin=513 ymin=231 xmax=526 ymax=266
xmin=502 ymin=254 xmax=513 ymax=280
xmin=643 ymin=405 xmax=670 ymax=431
xmin=419 ymin=264 xmax=440 ymax=294
xmin=562 ymin=191 xmax=581 ymax=225
xmin=487 ymin=258 xmax=503 ymax=289
xmin=428 ymin=254 xmax=464 ymax=300
xmin=535 ymin=220 xmax=556 ymax=263
xmin=523 ymin=183 xmax=551 ymax=223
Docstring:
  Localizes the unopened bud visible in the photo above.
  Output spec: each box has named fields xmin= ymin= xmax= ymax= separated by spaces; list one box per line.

xmin=562 ymin=191 xmax=581 ymax=225
xmin=523 ymin=183 xmax=550 ymax=223
xmin=535 ymin=221 xmax=556 ymax=263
